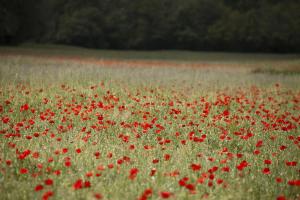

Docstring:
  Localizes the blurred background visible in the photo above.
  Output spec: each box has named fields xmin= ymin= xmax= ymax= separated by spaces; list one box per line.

xmin=1 ymin=0 xmax=300 ymax=53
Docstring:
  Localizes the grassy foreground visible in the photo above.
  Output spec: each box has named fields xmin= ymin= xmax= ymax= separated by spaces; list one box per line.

xmin=0 ymin=47 xmax=299 ymax=200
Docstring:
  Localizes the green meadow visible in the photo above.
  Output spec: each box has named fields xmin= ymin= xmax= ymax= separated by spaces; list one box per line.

xmin=0 ymin=45 xmax=299 ymax=200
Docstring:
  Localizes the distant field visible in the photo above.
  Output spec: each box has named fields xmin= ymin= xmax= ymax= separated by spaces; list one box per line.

xmin=1 ymin=44 xmax=300 ymax=66
xmin=0 ymin=46 xmax=299 ymax=200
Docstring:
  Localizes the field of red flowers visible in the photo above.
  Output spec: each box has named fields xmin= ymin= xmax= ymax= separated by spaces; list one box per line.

xmin=0 ymin=53 xmax=299 ymax=200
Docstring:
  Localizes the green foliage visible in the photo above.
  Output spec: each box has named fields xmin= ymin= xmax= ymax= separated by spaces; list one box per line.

xmin=0 ymin=1 xmax=20 ymax=44
xmin=1 ymin=0 xmax=300 ymax=52
xmin=174 ymin=0 xmax=226 ymax=49
xmin=55 ymin=7 xmax=107 ymax=48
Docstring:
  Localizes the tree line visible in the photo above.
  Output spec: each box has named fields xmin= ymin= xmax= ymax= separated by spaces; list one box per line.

xmin=1 ymin=0 xmax=300 ymax=52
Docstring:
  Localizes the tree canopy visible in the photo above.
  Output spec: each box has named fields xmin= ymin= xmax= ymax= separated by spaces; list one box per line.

xmin=1 ymin=0 xmax=300 ymax=52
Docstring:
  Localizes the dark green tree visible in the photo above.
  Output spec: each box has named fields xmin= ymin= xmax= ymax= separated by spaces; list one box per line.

xmin=1 ymin=0 xmax=300 ymax=52
xmin=55 ymin=7 xmax=107 ymax=48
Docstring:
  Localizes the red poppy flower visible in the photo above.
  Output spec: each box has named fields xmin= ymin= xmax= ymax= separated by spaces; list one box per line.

xmin=279 ymin=145 xmax=287 ymax=151
xmin=84 ymin=181 xmax=91 ymax=188
xmin=20 ymin=104 xmax=29 ymax=112
xmin=185 ymin=183 xmax=195 ymax=191
xmin=262 ymin=168 xmax=271 ymax=175
xmin=73 ymin=179 xmax=83 ymax=190
xmin=32 ymin=152 xmax=39 ymax=159
xmin=6 ymin=160 xmax=12 ymax=166
xmin=20 ymin=168 xmax=28 ymax=174
xmin=150 ymin=168 xmax=156 ymax=176
xmin=107 ymin=152 xmax=113 ymax=158
xmin=222 ymin=166 xmax=230 ymax=172
xmin=253 ymin=150 xmax=260 ymax=155
xmin=190 ymin=163 xmax=201 ymax=171
xmin=35 ymin=184 xmax=44 ymax=191
xmin=2 ymin=116 xmax=10 ymax=124
xmin=94 ymin=151 xmax=101 ymax=158
xmin=217 ymin=179 xmax=223 ymax=184
xmin=164 ymin=154 xmax=171 ymax=161
xmin=129 ymin=168 xmax=139 ymax=180
xmin=42 ymin=191 xmax=53 ymax=200
xmin=276 ymin=177 xmax=283 ymax=183
xmin=65 ymin=161 xmax=71 ymax=167
xmin=277 ymin=196 xmax=286 ymax=200
xmin=264 ymin=160 xmax=272 ymax=165
xmin=256 ymin=140 xmax=263 ymax=147
xmin=76 ymin=148 xmax=81 ymax=154
xmin=138 ymin=188 xmax=152 ymax=200
xmin=160 ymin=191 xmax=173 ymax=199
xmin=18 ymin=149 xmax=31 ymax=160
xmin=152 ymin=159 xmax=159 ymax=164
xmin=94 ymin=193 xmax=103 ymax=199
xmin=236 ymin=153 xmax=243 ymax=158
xmin=178 ymin=177 xmax=189 ymax=186
xmin=288 ymin=179 xmax=300 ymax=186
xmin=45 ymin=179 xmax=53 ymax=185
xmin=54 ymin=170 xmax=61 ymax=176
xmin=129 ymin=144 xmax=135 ymax=150
xmin=236 ymin=160 xmax=249 ymax=171
xmin=108 ymin=163 xmax=114 ymax=169
xmin=62 ymin=148 xmax=68 ymax=154
xmin=285 ymin=161 xmax=297 ymax=166
xmin=117 ymin=159 xmax=123 ymax=165
xmin=223 ymin=110 xmax=230 ymax=116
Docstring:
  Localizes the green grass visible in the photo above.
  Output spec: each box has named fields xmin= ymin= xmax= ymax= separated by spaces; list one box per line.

xmin=0 ymin=47 xmax=299 ymax=200
xmin=1 ymin=44 xmax=300 ymax=63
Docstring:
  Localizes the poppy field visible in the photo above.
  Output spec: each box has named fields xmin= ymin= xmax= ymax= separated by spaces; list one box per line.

xmin=0 ymin=50 xmax=300 ymax=200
